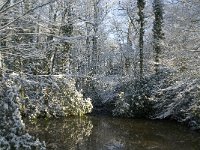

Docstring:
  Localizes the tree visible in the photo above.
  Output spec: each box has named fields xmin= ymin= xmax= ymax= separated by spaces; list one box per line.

xmin=163 ymin=0 xmax=200 ymax=78
xmin=137 ymin=0 xmax=145 ymax=80
xmin=90 ymin=0 xmax=109 ymax=76
xmin=60 ymin=0 xmax=74 ymax=74
xmin=152 ymin=0 xmax=164 ymax=74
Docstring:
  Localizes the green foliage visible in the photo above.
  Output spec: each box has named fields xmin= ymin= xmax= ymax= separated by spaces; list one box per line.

xmin=52 ymin=86 xmax=93 ymax=116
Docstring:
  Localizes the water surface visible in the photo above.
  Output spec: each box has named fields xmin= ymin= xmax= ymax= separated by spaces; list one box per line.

xmin=25 ymin=116 xmax=200 ymax=150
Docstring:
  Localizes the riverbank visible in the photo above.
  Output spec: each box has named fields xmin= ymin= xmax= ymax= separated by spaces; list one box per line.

xmin=0 ymin=73 xmax=92 ymax=149
xmin=0 ymin=69 xmax=200 ymax=149
xmin=0 ymin=80 xmax=45 ymax=149
xmin=84 ymin=69 xmax=200 ymax=130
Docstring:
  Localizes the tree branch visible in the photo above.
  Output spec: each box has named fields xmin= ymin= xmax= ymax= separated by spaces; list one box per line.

xmin=0 ymin=0 xmax=10 ymax=12
xmin=0 ymin=0 xmax=56 ymax=31
xmin=0 ymin=0 xmax=23 ymax=14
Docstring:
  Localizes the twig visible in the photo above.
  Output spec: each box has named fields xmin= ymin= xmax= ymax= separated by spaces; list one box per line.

xmin=0 ymin=0 xmax=23 ymax=14
xmin=0 ymin=0 xmax=56 ymax=31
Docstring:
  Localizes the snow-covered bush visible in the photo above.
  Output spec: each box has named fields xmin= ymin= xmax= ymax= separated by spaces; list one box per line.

xmin=0 ymin=79 xmax=46 ymax=149
xmin=111 ymin=68 xmax=174 ymax=117
xmin=153 ymin=79 xmax=200 ymax=130
xmin=8 ymin=73 xmax=93 ymax=118
xmin=0 ymin=72 xmax=93 ymax=149
xmin=112 ymin=92 xmax=130 ymax=116
xmin=110 ymin=67 xmax=200 ymax=129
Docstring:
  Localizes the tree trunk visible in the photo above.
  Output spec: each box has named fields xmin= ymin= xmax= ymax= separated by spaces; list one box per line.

xmin=91 ymin=0 xmax=99 ymax=75
xmin=137 ymin=0 xmax=145 ymax=81
xmin=60 ymin=2 xmax=73 ymax=74
xmin=153 ymin=0 xmax=164 ymax=74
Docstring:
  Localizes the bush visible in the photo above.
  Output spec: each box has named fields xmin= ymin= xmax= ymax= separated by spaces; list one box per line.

xmin=7 ymin=73 xmax=93 ymax=119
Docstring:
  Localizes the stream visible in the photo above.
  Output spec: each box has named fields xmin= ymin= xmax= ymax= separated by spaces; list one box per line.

xmin=25 ymin=116 xmax=200 ymax=150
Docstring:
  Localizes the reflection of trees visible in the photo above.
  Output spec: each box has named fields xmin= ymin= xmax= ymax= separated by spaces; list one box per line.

xmin=80 ymin=117 xmax=200 ymax=150
xmin=82 ymin=117 xmax=127 ymax=150
xmin=25 ymin=116 xmax=200 ymax=150
xmin=25 ymin=116 xmax=93 ymax=150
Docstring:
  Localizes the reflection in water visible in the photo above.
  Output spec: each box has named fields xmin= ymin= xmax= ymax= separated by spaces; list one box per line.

xmin=25 ymin=116 xmax=200 ymax=150
xmin=25 ymin=117 xmax=93 ymax=150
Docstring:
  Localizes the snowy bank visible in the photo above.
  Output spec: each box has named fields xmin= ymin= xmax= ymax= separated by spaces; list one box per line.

xmin=103 ymin=68 xmax=200 ymax=130
xmin=153 ymin=78 xmax=200 ymax=130
xmin=0 ymin=72 xmax=93 ymax=149
xmin=0 ymin=79 xmax=45 ymax=149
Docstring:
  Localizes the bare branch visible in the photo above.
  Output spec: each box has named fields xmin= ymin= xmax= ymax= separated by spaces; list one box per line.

xmin=0 ymin=0 xmax=10 ymax=12
xmin=0 ymin=0 xmax=56 ymax=31
xmin=0 ymin=0 xmax=23 ymax=14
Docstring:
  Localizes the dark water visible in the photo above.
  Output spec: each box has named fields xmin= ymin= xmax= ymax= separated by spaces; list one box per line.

xmin=25 ymin=116 xmax=200 ymax=150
